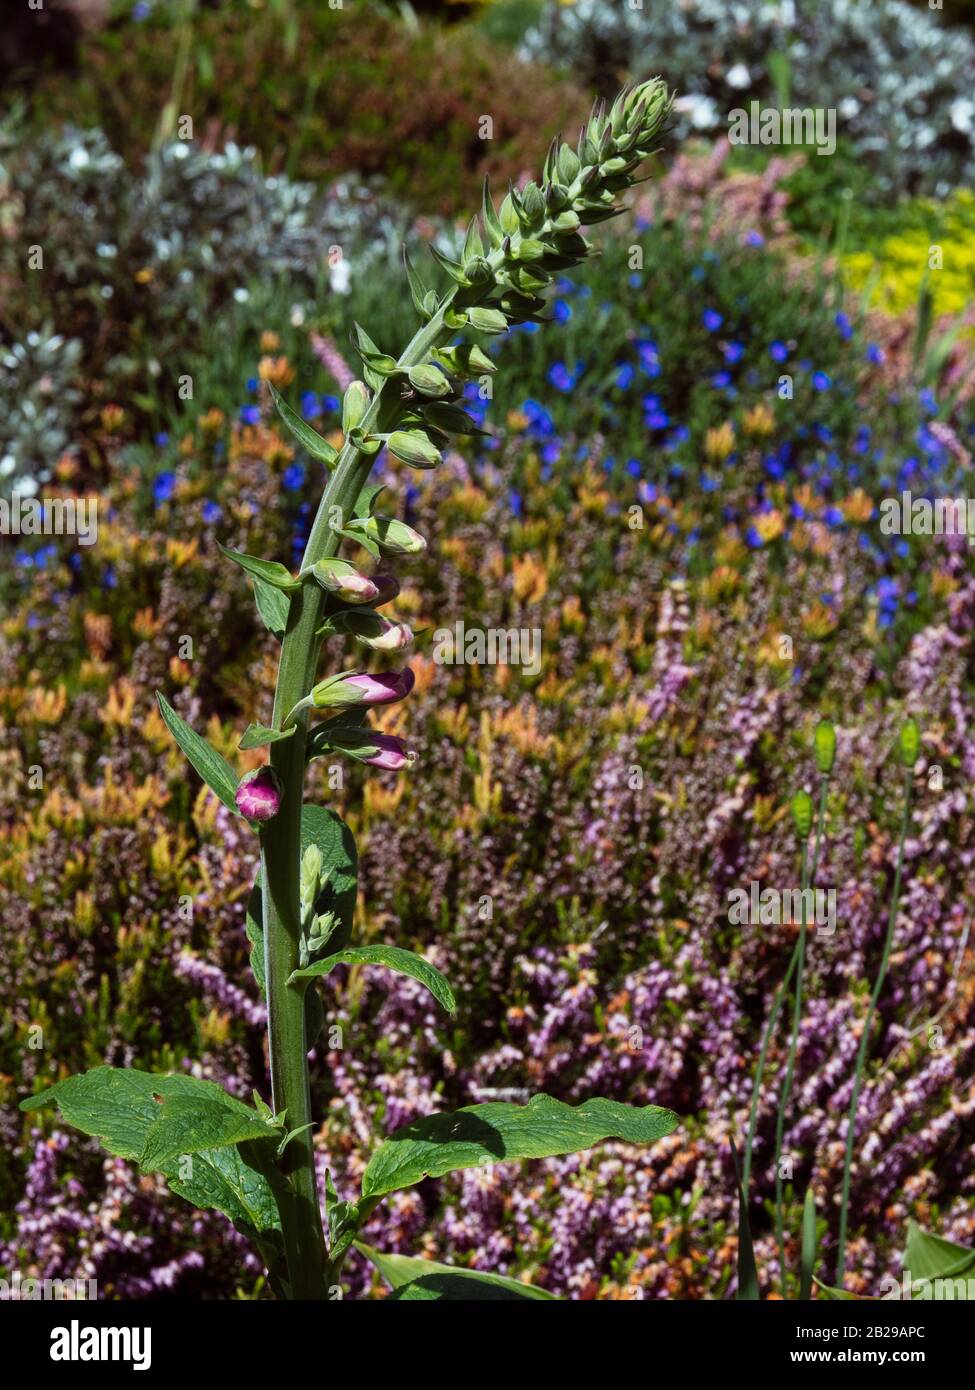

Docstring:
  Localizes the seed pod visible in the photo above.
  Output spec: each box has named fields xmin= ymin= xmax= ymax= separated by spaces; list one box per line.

xmin=814 ymin=720 xmax=836 ymax=775
xmin=899 ymin=719 xmax=921 ymax=768
xmin=791 ymin=790 xmax=813 ymax=840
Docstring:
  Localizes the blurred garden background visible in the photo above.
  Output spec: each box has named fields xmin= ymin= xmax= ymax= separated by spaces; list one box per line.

xmin=2 ymin=0 xmax=975 ymax=1299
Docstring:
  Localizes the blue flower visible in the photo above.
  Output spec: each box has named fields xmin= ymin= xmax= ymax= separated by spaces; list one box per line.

xmin=823 ymin=506 xmax=844 ymax=527
xmin=202 ymin=500 xmax=222 ymax=525
xmin=283 ymin=464 xmax=305 ymax=492
xmin=300 ymin=391 xmax=322 ymax=419
xmin=919 ymin=387 xmax=938 ymax=415
xmin=722 ymin=341 xmax=745 ymax=364
xmin=636 ymin=340 xmax=661 ymax=376
xmin=547 ymin=360 xmax=583 ymax=393
xmin=835 ymin=312 xmax=853 ymax=341
xmin=744 ymin=230 xmax=765 ymax=247
xmin=745 ymin=525 xmax=765 ymax=548
xmin=322 ymin=394 xmax=340 ymax=412
xmin=240 ymin=405 xmax=261 ymax=425
xmin=615 ymin=362 xmax=635 ymax=390
xmin=508 ymin=489 xmax=523 ymax=518
xmin=770 ymin=341 xmax=789 ymax=363
xmin=866 ymin=343 xmax=885 ymax=364
xmin=702 ymin=309 xmax=723 ymax=333
xmin=626 ymin=458 xmax=642 ymax=477
xmin=812 ymin=371 xmax=832 ymax=392
xmin=553 ymin=299 xmax=572 ymax=323
xmin=711 ymin=371 xmax=732 ymax=389
xmin=153 ymin=472 xmax=176 ymax=504
xmin=246 ymin=377 xmax=258 ymax=393
xmin=155 ymin=431 xmax=169 ymax=447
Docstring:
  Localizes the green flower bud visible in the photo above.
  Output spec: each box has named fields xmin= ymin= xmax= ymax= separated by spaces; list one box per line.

xmin=407 ymin=364 xmax=449 ymax=397
xmin=345 ymin=515 xmax=426 ymax=555
xmin=814 ymin=720 xmax=836 ymax=776
xmin=467 ymin=306 xmax=509 ymax=334
xmin=899 ymin=719 xmax=921 ymax=769
xmin=791 ymin=790 xmax=813 ymax=840
xmin=342 ymin=380 xmax=370 ymax=434
xmin=388 ymin=429 xmax=442 ymax=469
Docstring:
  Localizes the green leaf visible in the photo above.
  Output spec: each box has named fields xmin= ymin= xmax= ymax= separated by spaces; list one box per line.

xmin=168 ymin=1141 xmax=281 ymax=1250
xmin=290 ymin=945 xmax=455 ymax=1013
xmin=155 ymin=692 xmax=241 ymax=815
xmin=245 ymin=803 xmax=358 ymax=996
xmin=813 ymin=1277 xmax=877 ymax=1301
xmin=239 ymin=723 xmax=296 ymax=751
xmin=267 ymin=383 xmax=338 ymax=468
xmin=361 ymin=1094 xmax=678 ymax=1200
xmin=355 ymin=1243 xmax=555 ymax=1301
xmin=218 ymin=543 xmax=300 ymax=591
xmin=730 ymin=1137 xmax=759 ymax=1301
xmin=253 ymin=576 xmax=290 ymax=637
xmin=403 ymin=246 xmax=430 ymax=320
xmin=800 ymin=1187 xmax=817 ymax=1302
xmin=21 ymin=1067 xmax=274 ymax=1168
xmin=903 ymin=1221 xmax=975 ymax=1295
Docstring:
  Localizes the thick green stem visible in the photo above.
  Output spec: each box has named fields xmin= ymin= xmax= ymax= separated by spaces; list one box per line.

xmin=260 ymin=303 xmax=457 ymax=1298
xmin=835 ymin=770 xmax=914 ymax=1285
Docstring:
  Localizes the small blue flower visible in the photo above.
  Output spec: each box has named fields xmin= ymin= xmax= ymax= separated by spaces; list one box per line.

xmin=155 ymin=431 xmax=169 ymax=447
xmin=770 ymin=341 xmax=789 ymax=363
xmin=745 ymin=525 xmax=765 ymax=548
xmin=508 ymin=489 xmax=523 ymax=518
xmin=866 ymin=343 xmax=885 ymax=365
xmin=702 ymin=309 xmax=723 ymax=333
xmin=300 ymin=392 xmax=322 ymax=419
xmin=553 ymin=299 xmax=572 ymax=323
xmin=835 ymin=312 xmax=853 ymax=341
xmin=153 ymin=472 xmax=176 ymax=505
xmin=283 ymin=464 xmax=305 ymax=492
xmin=711 ymin=371 xmax=732 ymax=389
xmin=246 ymin=377 xmax=259 ymax=393
xmin=202 ymin=501 xmax=222 ymax=525
xmin=722 ymin=341 xmax=745 ymax=364
xmin=626 ymin=458 xmax=642 ymax=477
xmin=240 ymin=405 xmax=261 ymax=425
xmin=812 ymin=371 xmax=832 ymax=392
xmin=321 ymin=394 xmax=340 ymax=412
xmin=615 ymin=362 xmax=635 ymax=390
xmin=744 ymin=230 xmax=765 ymax=248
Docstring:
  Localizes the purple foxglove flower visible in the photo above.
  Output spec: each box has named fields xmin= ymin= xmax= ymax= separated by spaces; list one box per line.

xmin=313 ymin=667 xmax=415 ymax=709
xmin=362 ymin=734 xmax=413 ymax=769
xmin=235 ymin=766 xmax=283 ymax=822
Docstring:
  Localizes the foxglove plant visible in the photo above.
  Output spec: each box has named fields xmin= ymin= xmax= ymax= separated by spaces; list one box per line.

xmin=21 ymin=83 xmax=682 ymax=1302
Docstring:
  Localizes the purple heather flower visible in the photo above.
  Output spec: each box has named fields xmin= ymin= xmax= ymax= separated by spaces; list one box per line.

xmin=235 ymin=766 xmax=283 ymax=822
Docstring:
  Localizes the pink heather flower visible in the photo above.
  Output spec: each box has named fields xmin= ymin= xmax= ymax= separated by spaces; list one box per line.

xmin=313 ymin=667 xmax=415 ymax=709
xmin=235 ymin=766 xmax=283 ymax=822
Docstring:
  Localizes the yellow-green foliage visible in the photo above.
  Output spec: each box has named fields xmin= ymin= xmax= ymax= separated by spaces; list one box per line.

xmin=843 ymin=190 xmax=975 ymax=318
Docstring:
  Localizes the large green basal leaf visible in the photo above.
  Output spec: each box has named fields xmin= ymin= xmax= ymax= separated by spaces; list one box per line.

xmin=20 ymin=1068 xmax=283 ymax=1254
xmin=361 ymin=1094 xmax=679 ymax=1200
xmin=245 ymin=803 xmax=358 ymax=995
xmin=355 ymin=1243 xmax=556 ymax=1301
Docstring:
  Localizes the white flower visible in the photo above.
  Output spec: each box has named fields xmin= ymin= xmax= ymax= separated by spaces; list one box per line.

xmin=950 ymin=98 xmax=974 ymax=134
xmin=726 ymin=63 xmax=751 ymax=90
xmin=329 ymin=258 xmax=352 ymax=295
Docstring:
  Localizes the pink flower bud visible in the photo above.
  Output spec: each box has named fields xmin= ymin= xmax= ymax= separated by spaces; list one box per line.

xmin=362 ymin=734 xmax=413 ymax=770
xmin=235 ymin=766 xmax=283 ymax=822
xmin=313 ymin=558 xmax=379 ymax=604
xmin=313 ymin=667 xmax=415 ymax=709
